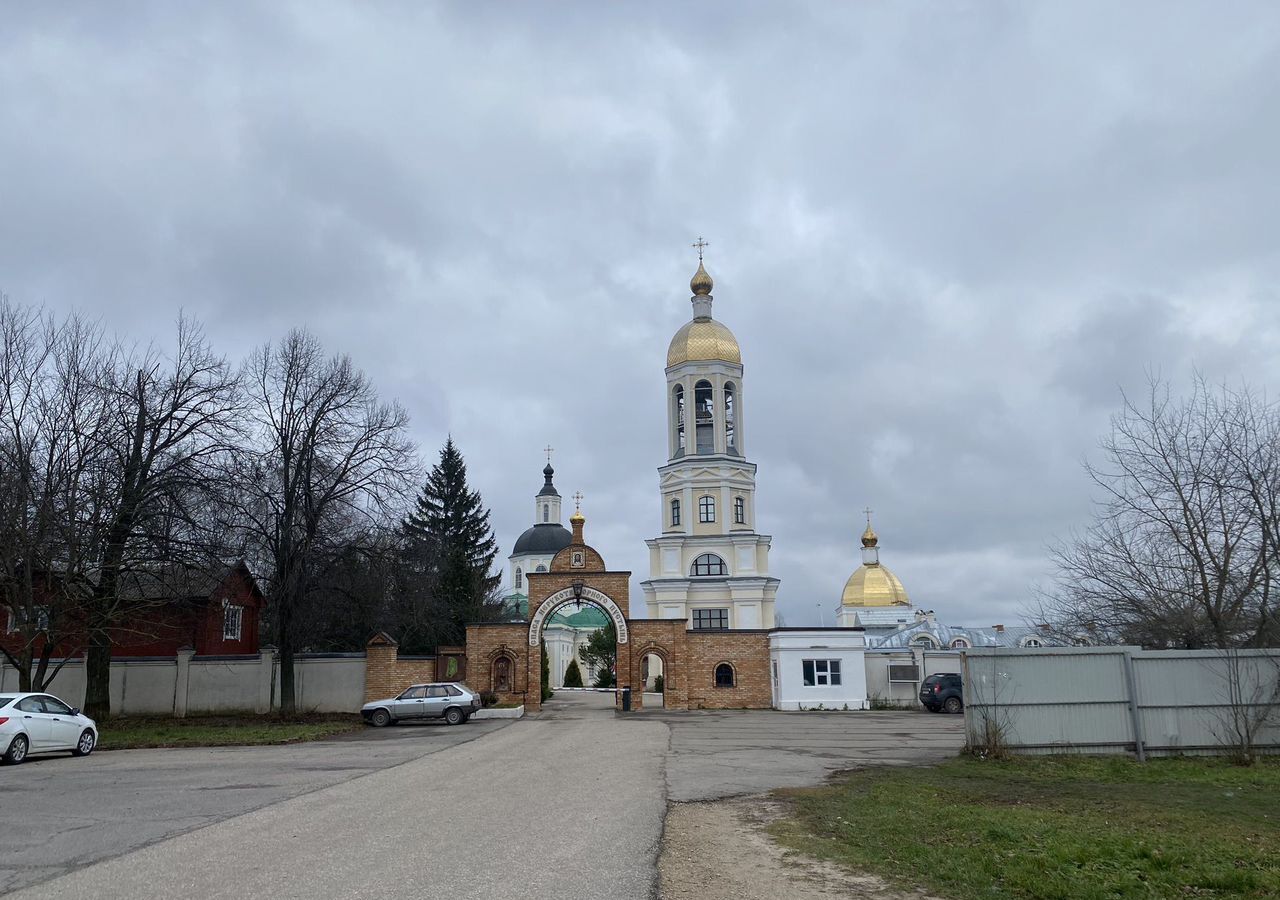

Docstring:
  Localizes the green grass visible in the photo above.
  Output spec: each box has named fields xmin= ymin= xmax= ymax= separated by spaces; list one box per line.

xmin=771 ymin=755 xmax=1280 ymax=899
xmin=98 ymin=714 xmax=363 ymax=750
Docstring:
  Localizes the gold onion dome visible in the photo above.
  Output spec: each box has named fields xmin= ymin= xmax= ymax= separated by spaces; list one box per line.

xmin=691 ymin=260 xmax=713 ymax=296
xmin=666 ymin=319 xmax=742 ymax=367
xmin=841 ymin=564 xmax=910 ymax=607
xmin=570 ymin=509 xmax=585 ymax=525
xmin=841 ymin=522 xmax=909 ymax=607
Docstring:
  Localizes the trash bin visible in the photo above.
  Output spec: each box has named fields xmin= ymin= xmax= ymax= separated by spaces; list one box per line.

xmin=621 ymin=687 xmax=632 ymax=712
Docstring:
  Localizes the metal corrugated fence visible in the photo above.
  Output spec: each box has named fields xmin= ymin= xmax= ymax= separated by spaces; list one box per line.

xmin=961 ymin=647 xmax=1280 ymax=758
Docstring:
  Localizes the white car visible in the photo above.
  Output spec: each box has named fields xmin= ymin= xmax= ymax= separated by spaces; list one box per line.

xmin=0 ymin=692 xmax=98 ymax=765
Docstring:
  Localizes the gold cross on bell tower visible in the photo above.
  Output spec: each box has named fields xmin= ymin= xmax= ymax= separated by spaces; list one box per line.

xmin=692 ymin=236 xmax=709 ymax=261
xmin=863 ymin=506 xmax=874 ymax=526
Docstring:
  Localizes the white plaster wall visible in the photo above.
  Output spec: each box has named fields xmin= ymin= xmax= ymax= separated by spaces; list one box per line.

xmin=864 ymin=650 xmax=962 ymax=707
xmin=770 ymin=631 xmax=868 ymax=710
xmin=0 ymin=651 xmax=366 ymax=715
xmin=286 ymin=656 xmax=367 ymax=712
xmin=188 ymin=658 xmax=263 ymax=712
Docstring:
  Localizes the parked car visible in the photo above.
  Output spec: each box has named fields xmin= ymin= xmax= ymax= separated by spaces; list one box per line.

xmin=919 ymin=673 xmax=964 ymax=713
xmin=361 ymin=683 xmax=481 ymax=727
xmin=1 ymin=692 xmax=99 ymax=764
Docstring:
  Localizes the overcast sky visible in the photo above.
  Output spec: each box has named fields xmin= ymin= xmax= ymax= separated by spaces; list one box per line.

xmin=3 ymin=3 xmax=1279 ymax=628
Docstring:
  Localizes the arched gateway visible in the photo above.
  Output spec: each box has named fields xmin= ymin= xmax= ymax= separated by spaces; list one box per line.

xmin=466 ymin=506 xmax=670 ymax=711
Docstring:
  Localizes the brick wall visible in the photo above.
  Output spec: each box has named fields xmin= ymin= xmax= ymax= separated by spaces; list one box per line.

xmin=363 ymin=638 xmax=436 ymax=702
xmin=683 ymin=630 xmax=772 ymax=709
xmin=464 ymin=624 xmax=529 ymax=706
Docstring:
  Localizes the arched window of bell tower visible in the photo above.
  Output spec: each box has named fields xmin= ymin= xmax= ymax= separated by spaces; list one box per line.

xmin=542 ymin=503 xmax=549 ymax=522
xmin=694 ymin=380 xmax=714 ymax=454
xmin=672 ymin=385 xmax=686 ymax=455
xmin=724 ymin=382 xmax=736 ymax=453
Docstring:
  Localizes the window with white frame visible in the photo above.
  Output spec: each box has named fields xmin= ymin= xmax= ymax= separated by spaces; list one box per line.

xmin=950 ymin=638 xmax=970 ymax=649
xmin=671 ymin=497 xmax=681 ymax=526
xmin=734 ymin=496 xmax=745 ymax=524
xmin=515 ymin=567 xmax=523 ymax=589
xmin=802 ymin=659 xmax=842 ymax=686
xmin=1021 ymin=637 xmax=1043 ymax=648
xmin=698 ymin=495 xmax=716 ymax=523
xmin=223 ymin=603 xmax=243 ymax=641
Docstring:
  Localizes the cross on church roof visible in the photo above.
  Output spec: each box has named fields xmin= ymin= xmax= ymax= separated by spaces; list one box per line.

xmin=573 ymin=491 xmax=584 ymax=512
xmin=864 ymin=506 xmax=874 ymax=525
xmin=544 ymin=444 xmax=554 ymax=464
xmin=692 ymin=236 xmax=709 ymax=261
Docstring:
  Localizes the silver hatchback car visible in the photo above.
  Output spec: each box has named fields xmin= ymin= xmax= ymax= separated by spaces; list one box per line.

xmin=361 ymin=683 xmax=481 ymax=727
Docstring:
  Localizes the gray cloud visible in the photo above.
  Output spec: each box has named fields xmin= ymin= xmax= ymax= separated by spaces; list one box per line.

xmin=2 ymin=1 xmax=1278 ymax=628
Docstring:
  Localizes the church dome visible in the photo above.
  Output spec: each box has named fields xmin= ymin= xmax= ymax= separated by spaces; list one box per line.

xmin=512 ymin=523 xmax=573 ymax=555
xmin=840 ymin=564 xmax=910 ymax=607
xmin=667 ymin=319 xmax=742 ymax=367
xmin=841 ymin=516 xmax=910 ymax=607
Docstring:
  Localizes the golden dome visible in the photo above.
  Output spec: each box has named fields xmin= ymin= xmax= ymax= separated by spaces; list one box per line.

xmin=666 ymin=319 xmax=742 ymax=367
xmin=570 ymin=510 xmax=585 ymax=525
xmin=691 ymin=260 xmax=713 ymax=296
xmin=861 ymin=523 xmax=878 ymax=548
xmin=841 ymin=563 xmax=910 ymax=607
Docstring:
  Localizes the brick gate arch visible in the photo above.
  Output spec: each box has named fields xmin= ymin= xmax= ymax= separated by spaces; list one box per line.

xmin=527 ymin=586 xmax=629 ymax=648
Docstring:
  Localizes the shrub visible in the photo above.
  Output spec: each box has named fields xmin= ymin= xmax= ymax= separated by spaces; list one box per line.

xmin=653 ymin=674 xmax=665 ymax=694
xmin=563 ymin=659 xmax=584 ymax=688
xmin=480 ymin=692 xmax=498 ymax=708
xmin=594 ymin=668 xmax=615 ymax=688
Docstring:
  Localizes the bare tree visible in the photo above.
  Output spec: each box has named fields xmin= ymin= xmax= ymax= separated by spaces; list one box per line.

xmin=238 ymin=330 xmax=416 ymax=713
xmin=1208 ymin=649 xmax=1280 ymax=765
xmin=0 ymin=300 xmax=112 ymax=691
xmin=1043 ymin=374 xmax=1280 ymax=649
xmin=80 ymin=315 xmax=243 ymax=718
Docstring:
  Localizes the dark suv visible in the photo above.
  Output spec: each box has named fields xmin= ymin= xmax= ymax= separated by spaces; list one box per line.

xmin=920 ymin=673 xmax=963 ymax=713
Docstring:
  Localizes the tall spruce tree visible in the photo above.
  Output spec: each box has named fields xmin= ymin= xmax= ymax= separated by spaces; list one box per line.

xmin=402 ymin=438 xmax=501 ymax=649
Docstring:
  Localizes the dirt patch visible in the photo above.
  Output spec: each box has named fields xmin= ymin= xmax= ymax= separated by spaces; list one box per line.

xmin=659 ymin=796 xmax=942 ymax=900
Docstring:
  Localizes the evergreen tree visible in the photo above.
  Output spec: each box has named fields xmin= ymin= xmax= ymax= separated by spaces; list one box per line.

xmin=563 ymin=658 xmax=584 ymax=688
xmin=401 ymin=438 xmax=501 ymax=649
xmin=579 ymin=620 xmax=617 ymax=678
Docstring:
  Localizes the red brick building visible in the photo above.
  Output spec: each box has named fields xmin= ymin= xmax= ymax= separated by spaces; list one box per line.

xmin=1 ymin=562 xmax=266 ymax=659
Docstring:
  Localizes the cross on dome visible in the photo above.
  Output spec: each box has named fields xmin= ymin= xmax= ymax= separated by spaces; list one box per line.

xmin=544 ymin=444 xmax=554 ymax=464
xmin=692 ymin=236 xmax=709 ymax=261
xmin=572 ymin=490 xmax=584 ymax=512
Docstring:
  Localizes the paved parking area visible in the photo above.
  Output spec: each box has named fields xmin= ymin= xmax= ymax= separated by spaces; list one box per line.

xmin=631 ymin=708 xmax=967 ymax=801
xmin=3 ymin=702 xmax=966 ymax=898
xmin=0 ymin=719 xmax=508 ymax=895
xmin=10 ymin=693 xmax=667 ymax=900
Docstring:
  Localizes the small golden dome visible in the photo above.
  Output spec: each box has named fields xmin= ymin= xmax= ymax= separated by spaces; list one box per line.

xmin=691 ymin=260 xmax=713 ymax=296
xmin=861 ymin=523 xmax=878 ymax=548
xmin=841 ymin=563 xmax=910 ymax=607
xmin=570 ymin=510 xmax=585 ymax=525
xmin=666 ymin=319 xmax=742 ymax=367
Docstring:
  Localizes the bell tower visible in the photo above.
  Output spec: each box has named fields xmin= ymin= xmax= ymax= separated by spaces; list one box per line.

xmin=641 ymin=243 xmax=779 ymax=629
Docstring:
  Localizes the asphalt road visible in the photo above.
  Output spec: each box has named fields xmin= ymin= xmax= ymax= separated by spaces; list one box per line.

xmin=7 ymin=693 xmax=670 ymax=900
xmin=3 ymin=698 xmax=965 ymax=899
xmin=0 ymin=718 xmax=510 ymax=895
